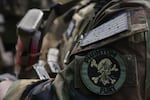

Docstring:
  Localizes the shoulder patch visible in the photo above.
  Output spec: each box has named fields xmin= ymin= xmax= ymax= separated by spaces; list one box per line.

xmin=80 ymin=49 xmax=126 ymax=95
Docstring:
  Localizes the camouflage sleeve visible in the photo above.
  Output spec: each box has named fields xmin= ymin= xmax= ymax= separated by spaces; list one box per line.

xmin=3 ymin=79 xmax=39 ymax=100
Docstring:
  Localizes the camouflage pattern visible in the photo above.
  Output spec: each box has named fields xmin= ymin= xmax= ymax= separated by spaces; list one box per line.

xmin=39 ymin=0 xmax=90 ymax=75
xmin=60 ymin=0 xmax=94 ymax=67
xmin=2 ymin=0 xmax=150 ymax=100
xmin=54 ymin=1 xmax=150 ymax=99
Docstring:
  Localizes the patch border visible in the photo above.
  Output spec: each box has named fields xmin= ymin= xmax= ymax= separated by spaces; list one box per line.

xmin=80 ymin=49 xmax=126 ymax=95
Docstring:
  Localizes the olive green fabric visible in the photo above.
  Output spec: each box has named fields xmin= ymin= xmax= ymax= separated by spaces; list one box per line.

xmin=39 ymin=0 xmax=84 ymax=62
xmin=70 ymin=0 xmax=150 ymax=99
xmin=51 ymin=1 xmax=149 ymax=99
xmin=52 ymin=56 xmax=85 ymax=100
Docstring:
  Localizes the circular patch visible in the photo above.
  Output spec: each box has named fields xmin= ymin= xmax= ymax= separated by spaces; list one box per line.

xmin=80 ymin=49 xmax=126 ymax=95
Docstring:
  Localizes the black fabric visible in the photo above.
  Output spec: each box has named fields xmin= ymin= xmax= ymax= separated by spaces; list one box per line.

xmin=20 ymin=80 xmax=48 ymax=100
xmin=28 ymin=80 xmax=51 ymax=98
xmin=31 ymin=86 xmax=53 ymax=100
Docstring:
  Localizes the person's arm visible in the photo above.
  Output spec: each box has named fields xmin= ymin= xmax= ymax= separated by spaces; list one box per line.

xmin=2 ymin=79 xmax=40 ymax=100
xmin=0 ymin=79 xmax=13 ymax=100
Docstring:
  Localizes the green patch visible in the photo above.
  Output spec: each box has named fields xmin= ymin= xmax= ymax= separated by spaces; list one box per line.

xmin=80 ymin=49 xmax=126 ymax=95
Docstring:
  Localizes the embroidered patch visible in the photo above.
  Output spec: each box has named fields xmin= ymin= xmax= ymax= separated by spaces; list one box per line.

xmin=80 ymin=49 xmax=126 ymax=95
